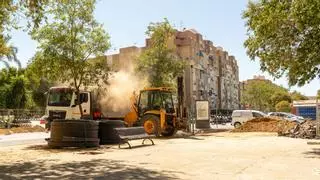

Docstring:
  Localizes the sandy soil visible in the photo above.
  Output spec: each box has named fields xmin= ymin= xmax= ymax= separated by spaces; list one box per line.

xmin=0 ymin=132 xmax=320 ymax=180
xmin=232 ymin=118 xmax=297 ymax=133
xmin=0 ymin=126 xmax=45 ymax=135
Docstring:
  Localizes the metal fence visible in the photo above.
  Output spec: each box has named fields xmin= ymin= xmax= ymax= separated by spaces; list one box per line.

xmin=0 ymin=109 xmax=45 ymax=128
xmin=210 ymin=109 xmax=233 ymax=125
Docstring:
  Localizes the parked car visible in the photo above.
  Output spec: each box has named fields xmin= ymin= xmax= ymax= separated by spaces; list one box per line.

xmin=231 ymin=110 xmax=267 ymax=128
xmin=267 ymin=112 xmax=304 ymax=123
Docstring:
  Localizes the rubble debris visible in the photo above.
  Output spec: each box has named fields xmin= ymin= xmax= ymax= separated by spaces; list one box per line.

xmin=278 ymin=120 xmax=318 ymax=139
xmin=232 ymin=117 xmax=296 ymax=133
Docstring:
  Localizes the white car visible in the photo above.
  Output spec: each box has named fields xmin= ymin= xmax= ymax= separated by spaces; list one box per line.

xmin=268 ymin=112 xmax=304 ymax=123
xmin=231 ymin=110 xmax=267 ymax=128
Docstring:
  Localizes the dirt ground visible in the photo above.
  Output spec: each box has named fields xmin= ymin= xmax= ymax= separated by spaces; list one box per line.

xmin=0 ymin=132 xmax=320 ymax=180
xmin=0 ymin=126 xmax=45 ymax=135
xmin=232 ymin=117 xmax=297 ymax=133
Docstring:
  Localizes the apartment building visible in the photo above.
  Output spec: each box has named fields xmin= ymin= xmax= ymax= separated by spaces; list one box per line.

xmin=104 ymin=29 xmax=240 ymax=112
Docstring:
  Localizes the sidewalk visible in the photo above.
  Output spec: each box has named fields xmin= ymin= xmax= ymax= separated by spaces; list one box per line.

xmin=0 ymin=132 xmax=49 ymax=147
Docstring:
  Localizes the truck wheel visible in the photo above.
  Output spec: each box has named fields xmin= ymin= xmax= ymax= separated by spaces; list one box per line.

xmin=161 ymin=125 xmax=176 ymax=137
xmin=142 ymin=115 xmax=160 ymax=137
xmin=234 ymin=122 xmax=241 ymax=128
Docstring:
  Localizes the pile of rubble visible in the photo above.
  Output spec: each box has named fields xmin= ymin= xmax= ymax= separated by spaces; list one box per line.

xmin=278 ymin=120 xmax=318 ymax=139
xmin=232 ymin=117 xmax=296 ymax=133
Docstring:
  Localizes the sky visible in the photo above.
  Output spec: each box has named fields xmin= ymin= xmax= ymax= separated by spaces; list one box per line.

xmin=6 ymin=0 xmax=320 ymax=96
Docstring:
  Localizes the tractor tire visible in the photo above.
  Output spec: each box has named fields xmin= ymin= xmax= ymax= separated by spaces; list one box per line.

xmin=161 ymin=125 xmax=177 ymax=137
xmin=99 ymin=120 xmax=125 ymax=145
xmin=141 ymin=115 xmax=161 ymax=137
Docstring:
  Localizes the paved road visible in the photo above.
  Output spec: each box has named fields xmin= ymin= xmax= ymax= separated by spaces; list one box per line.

xmin=1 ymin=132 xmax=319 ymax=179
xmin=0 ymin=132 xmax=49 ymax=147
xmin=0 ymin=123 xmax=232 ymax=147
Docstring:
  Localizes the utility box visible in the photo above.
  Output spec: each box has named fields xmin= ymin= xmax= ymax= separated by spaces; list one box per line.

xmin=195 ymin=100 xmax=210 ymax=129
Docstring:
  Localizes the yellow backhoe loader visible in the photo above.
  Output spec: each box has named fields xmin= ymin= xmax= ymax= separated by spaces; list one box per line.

xmin=124 ymin=87 xmax=185 ymax=136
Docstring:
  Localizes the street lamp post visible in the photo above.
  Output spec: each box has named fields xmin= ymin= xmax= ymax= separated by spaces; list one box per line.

xmin=212 ymin=92 xmax=218 ymax=128
xmin=316 ymin=97 xmax=320 ymax=137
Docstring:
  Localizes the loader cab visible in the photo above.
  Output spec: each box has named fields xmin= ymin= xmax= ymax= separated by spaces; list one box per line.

xmin=136 ymin=88 xmax=177 ymax=136
xmin=137 ymin=88 xmax=175 ymax=116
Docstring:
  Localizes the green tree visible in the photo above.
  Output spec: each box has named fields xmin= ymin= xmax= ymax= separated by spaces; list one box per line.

xmin=243 ymin=0 xmax=320 ymax=86
xmin=290 ymin=91 xmax=308 ymax=101
xmin=136 ymin=18 xmax=184 ymax=87
xmin=25 ymin=63 xmax=55 ymax=108
xmin=31 ymin=79 xmax=52 ymax=107
xmin=0 ymin=68 xmax=29 ymax=109
xmin=270 ymin=91 xmax=292 ymax=107
xmin=30 ymin=0 xmax=110 ymax=116
xmin=6 ymin=76 xmax=27 ymax=109
xmin=241 ymin=79 xmax=294 ymax=111
xmin=275 ymin=101 xmax=291 ymax=112
xmin=1 ymin=0 xmax=48 ymax=58
xmin=317 ymin=90 xmax=320 ymax=99
xmin=241 ymin=80 xmax=275 ymax=111
xmin=0 ymin=47 xmax=21 ymax=69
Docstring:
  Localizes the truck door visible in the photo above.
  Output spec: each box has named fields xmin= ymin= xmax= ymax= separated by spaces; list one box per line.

xmin=71 ymin=92 xmax=91 ymax=118
xmin=80 ymin=92 xmax=91 ymax=116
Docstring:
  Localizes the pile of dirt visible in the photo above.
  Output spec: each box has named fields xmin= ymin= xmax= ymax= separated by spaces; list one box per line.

xmin=278 ymin=120 xmax=318 ymax=139
xmin=232 ymin=117 xmax=296 ymax=133
xmin=0 ymin=125 xmax=45 ymax=135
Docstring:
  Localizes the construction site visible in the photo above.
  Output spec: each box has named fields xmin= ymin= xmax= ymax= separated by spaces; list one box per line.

xmin=0 ymin=27 xmax=320 ymax=179
xmin=0 ymin=119 xmax=320 ymax=179
xmin=1 ymin=1 xmax=320 ymax=179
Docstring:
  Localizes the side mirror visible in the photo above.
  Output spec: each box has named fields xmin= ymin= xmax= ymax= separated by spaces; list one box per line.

xmin=71 ymin=99 xmax=78 ymax=107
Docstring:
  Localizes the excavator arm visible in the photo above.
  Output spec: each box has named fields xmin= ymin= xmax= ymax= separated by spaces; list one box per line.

xmin=124 ymin=91 xmax=139 ymax=126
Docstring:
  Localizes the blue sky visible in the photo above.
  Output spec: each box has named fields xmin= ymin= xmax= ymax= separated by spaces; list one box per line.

xmin=7 ymin=0 xmax=320 ymax=96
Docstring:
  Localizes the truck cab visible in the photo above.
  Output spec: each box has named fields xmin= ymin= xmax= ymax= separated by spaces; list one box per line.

xmin=45 ymin=87 xmax=92 ymax=121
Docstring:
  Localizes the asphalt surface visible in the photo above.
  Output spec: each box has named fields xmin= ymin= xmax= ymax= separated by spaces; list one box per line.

xmin=0 ymin=132 xmax=49 ymax=147
xmin=0 ymin=123 xmax=232 ymax=147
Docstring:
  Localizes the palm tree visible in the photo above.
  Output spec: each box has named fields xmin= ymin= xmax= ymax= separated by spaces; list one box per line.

xmin=0 ymin=46 xmax=21 ymax=69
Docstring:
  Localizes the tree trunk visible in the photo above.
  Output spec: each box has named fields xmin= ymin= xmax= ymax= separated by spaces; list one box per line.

xmin=76 ymin=89 xmax=84 ymax=118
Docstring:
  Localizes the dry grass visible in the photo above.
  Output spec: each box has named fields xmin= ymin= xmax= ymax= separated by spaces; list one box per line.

xmin=0 ymin=126 xmax=45 ymax=135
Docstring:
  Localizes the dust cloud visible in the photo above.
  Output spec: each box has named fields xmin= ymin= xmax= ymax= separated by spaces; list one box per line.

xmin=99 ymin=71 xmax=147 ymax=117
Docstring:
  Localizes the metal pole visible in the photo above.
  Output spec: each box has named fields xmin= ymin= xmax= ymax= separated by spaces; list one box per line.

xmin=316 ymin=97 xmax=320 ymax=137
xmin=215 ymin=94 xmax=218 ymax=128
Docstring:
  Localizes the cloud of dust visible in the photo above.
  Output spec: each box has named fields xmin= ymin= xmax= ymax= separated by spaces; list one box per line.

xmin=99 ymin=70 xmax=148 ymax=117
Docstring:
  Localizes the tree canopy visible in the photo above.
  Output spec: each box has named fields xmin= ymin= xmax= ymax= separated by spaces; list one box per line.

xmin=136 ymin=18 xmax=184 ymax=87
xmin=1 ymin=0 xmax=48 ymax=58
xmin=0 ymin=68 xmax=28 ymax=109
xmin=290 ymin=91 xmax=308 ymax=101
xmin=243 ymin=0 xmax=320 ymax=86
xmin=0 ymin=67 xmax=52 ymax=109
xmin=275 ymin=101 xmax=291 ymax=112
xmin=241 ymin=79 xmax=298 ymax=111
xmin=29 ymin=0 xmax=110 ymax=115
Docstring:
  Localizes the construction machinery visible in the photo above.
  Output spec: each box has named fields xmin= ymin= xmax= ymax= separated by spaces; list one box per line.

xmin=44 ymin=78 xmax=187 ymax=136
xmin=124 ymin=87 xmax=185 ymax=136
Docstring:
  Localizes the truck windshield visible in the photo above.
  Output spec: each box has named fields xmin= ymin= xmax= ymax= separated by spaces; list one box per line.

xmin=48 ymin=88 xmax=73 ymax=107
